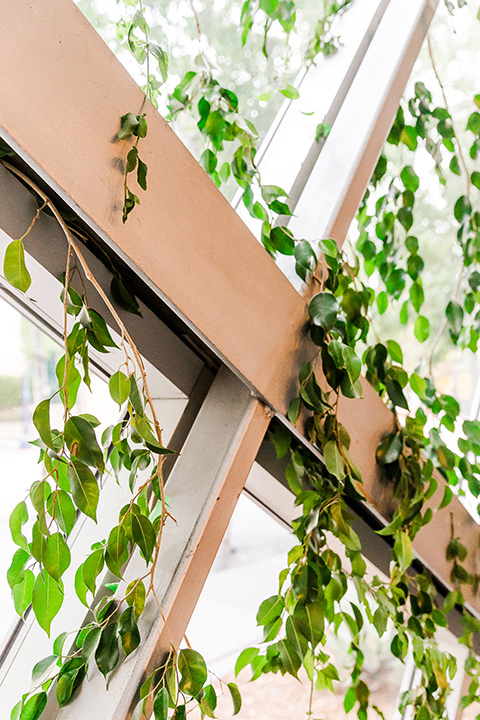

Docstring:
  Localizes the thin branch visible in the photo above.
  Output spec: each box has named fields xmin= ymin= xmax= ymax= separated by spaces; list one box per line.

xmin=427 ymin=35 xmax=471 ymax=198
xmin=427 ymin=258 xmax=464 ymax=379
xmin=1 ymin=158 xmax=170 ymax=587
xmin=17 ymin=200 xmax=47 ymax=242
xmin=189 ymin=0 xmax=202 ymax=45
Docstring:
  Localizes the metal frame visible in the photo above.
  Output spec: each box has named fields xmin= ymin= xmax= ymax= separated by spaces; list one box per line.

xmin=0 ymin=0 xmax=478 ymax=718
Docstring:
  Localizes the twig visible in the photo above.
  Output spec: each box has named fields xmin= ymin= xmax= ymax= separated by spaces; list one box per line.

xmin=189 ymin=0 xmax=202 ymax=45
xmin=427 ymin=260 xmax=464 ymax=379
xmin=427 ymin=35 xmax=471 ymax=198
xmin=1 ymin=158 xmax=170 ymax=588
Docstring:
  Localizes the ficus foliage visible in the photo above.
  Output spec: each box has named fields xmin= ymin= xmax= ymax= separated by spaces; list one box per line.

xmin=1 ymin=0 xmax=480 ymax=719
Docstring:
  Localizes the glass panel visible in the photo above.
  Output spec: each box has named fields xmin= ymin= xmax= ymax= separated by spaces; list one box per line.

xmin=185 ymin=485 xmax=406 ymax=719
xmin=0 ymin=296 xmax=119 ymax=644
xmin=0 ymin=291 xmax=191 ymax=650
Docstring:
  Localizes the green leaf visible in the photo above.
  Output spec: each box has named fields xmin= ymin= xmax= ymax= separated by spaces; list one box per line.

xmin=376 ymin=291 xmax=388 ymax=314
xmin=294 ymin=240 xmax=317 ymax=281
xmin=397 ymin=207 xmax=413 ymax=231
xmin=32 ymin=573 xmax=64 ymax=635
xmin=30 ymin=521 xmax=46 ymax=563
xmin=107 ymin=525 xmax=127 ymax=565
xmin=132 ymin=513 xmax=156 ymax=563
xmin=137 ymin=158 xmax=148 ymax=191
xmin=376 ymin=433 xmax=402 ymax=464
xmin=111 ymin=274 xmax=142 ymax=316
xmin=292 ymin=601 xmax=324 ymax=648
xmin=95 ymin=623 xmax=120 ymax=678
xmin=280 ymin=84 xmax=299 ymax=100
xmin=10 ymin=501 xmax=29 ymax=551
xmin=55 ymin=355 xmax=81 ymax=408
xmin=439 ymin=485 xmax=453 ymax=510
xmin=7 ymin=548 xmax=29 ymax=590
xmin=394 ymin=532 xmax=413 ymax=573
xmin=386 ymin=340 xmax=403 ymax=364
xmin=4 ymin=239 xmax=31 ymax=292
xmin=150 ymin=44 xmax=168 ymax=82
xmin=134 ymin=415 xmax=175 ymax=455
xmin=260 ymin=0 xmax=279 ymax=14
xmin=19 ymin=692 xmax=47 ymax=720
xmin=74 ymin=564 xmax=89 ymax=607
xmin=344 ymin=686 xmax=356 ymax=713
xmin=56 ymin=658 xmax=86 ymax=707
xmin=410 ymin=373 xmax=427 ymax=397
xmin=269 ymin=226 xmax=295 ymax=255
xmin=385 ymin=378 xmax=409 ymax=410
xmin=200 ymin=149 xmax=217 ymax=175
xmin=400 ymin=165 xmax=419 ymax=192
xmin=32 ymin=398 xmax=57 ymax=450
xmin=454 ymin=195 xmax=472 ymax=223
xmin=471 ymin=170 xmax=480 ymax=190
xmin=13 ymin=568 xmax=34 ymax=618
xmin=256 ymin=595 xmax=283 ymax=625
xmin=319 ymin=238 xmax=338 ymax=258
xmin=285 ymin=616 xmax=308 ymax=660
xmin=373 ymin=606 xmax=388 ymax=637
xmin=273 ymin=424 xmax=291 ymax=459
xmin=68 ymin=459 xmax=99 ymax=521
xmin=205 ymin=110 xmax=226 ymax=142
xmin=414 ymin=315 xmax=430 ymax=343
xmin=235 ymin=647 xmax=259 ymax=676
xmin=437 ymin=444 xmax=455 ymax=471
xmin=446 ymin=300 xmax=464 ymax=341
xmin=118 ymin=606 xmax=140 ymax=656
xmin=343 ymin=346 xmax=361 ymax=384
xmin=126 ymin=146 xmax=138 ymax=173
xmin=31 ymin=655 xmax=57 ymax=686
xmin=83 ymin=548 xmax=105 ymax=595
xmin=467 ymin=111 xmax=480 ymax=134
xmin=153 ymin=687 xmax=169 ymax=720
xmin=309 ymin=293 xmax=339 ymax=332
xmin=43 ymin=532 xmax=71 ymax=581
xmin=287 ymin=397 xmax=301 ymax=425
xmin=65 ymin=415 xmax=104 ymax=472
xmin=277 ymin=638 xmax=301 ymax=678
xmin=118 ymin=112 xmax=139 ymax=140
xmin=227 ymin=682 xmax=242 ymax=715
xmin=323 ymin=440 xmax=345 ymax=479
xmin=315 ymin=122 xmax=331 ymax=142
xmin=178 ymin=649 xmax=207 ymax=696
xmin=46 ymin=490 xmax=76 ymax=536
xmin=400 ymin=126 xmax=417 ymax=150
xmin=53 ymin=631 xmax=68 ymax=658
xmin=109 ymin=371 xmax=130 ymax=407
xmin=126 ymin=579 xmax=146 ymax=617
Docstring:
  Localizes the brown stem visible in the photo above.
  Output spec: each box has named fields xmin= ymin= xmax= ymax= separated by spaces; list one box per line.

xmin=62 ymin=245 xmax=74 ymax=423
xmin=189 ymin=0 xmax=202 ymax=44
xmin=17 ymin=200 xmax=47 ymax=242
xmin=1 ymin=158 xmax=170 ymax=586
xmin=427 ymin=35 xmax=471 ymax=198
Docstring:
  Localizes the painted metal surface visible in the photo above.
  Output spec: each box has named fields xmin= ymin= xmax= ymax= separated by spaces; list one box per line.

xmin=47 ymin=368 xmax=269 ymax=719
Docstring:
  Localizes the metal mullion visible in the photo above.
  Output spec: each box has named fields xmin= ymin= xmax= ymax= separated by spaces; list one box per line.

xmin=277 ymin=0 xmax=439 ymax=288
xmin=233 ymin=0 xmax=391 ymax=225
xmin=36 ymin=367 xmax=270 ymax=719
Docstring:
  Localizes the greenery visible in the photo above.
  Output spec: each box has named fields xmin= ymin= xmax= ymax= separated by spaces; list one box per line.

xmin=1 ymin=1 xmax=480 ymax=719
